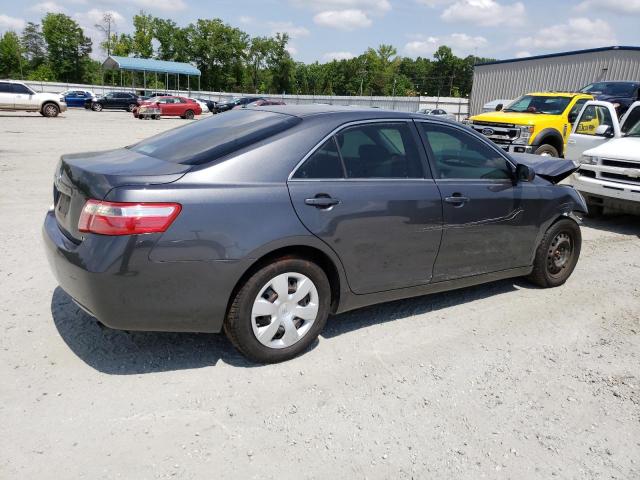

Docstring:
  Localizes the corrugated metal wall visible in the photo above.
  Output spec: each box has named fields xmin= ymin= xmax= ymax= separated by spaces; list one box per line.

xmin=470 ymin=49 xmax=640 ymax=115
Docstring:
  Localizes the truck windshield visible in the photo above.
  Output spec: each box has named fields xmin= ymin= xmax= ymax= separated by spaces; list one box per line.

xmin=503 ymin=95 xmax=572 ymax=115
xmin=622 ymin=108 xmax=640 ymax=137
xmin=581 ymin=82 xmax=638 ymax=97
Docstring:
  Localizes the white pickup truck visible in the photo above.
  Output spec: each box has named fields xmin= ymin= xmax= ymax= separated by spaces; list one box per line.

xmin=565 ymin=100 xmax=640 ymax=215
xmin=0 ymin=80 xmax=67 ymax=117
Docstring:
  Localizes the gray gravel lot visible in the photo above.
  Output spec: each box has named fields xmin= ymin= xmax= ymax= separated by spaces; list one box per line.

xmin=1 ymin=108 xmax=639 ymax=479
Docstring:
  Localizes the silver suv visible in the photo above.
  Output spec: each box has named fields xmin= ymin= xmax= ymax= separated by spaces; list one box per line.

xmin=0 ymin=80 xmax=67 ymax=117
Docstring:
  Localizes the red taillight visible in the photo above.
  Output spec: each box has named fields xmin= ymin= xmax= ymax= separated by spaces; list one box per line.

xmin=78 ymin=200 xmax=181 ymax=236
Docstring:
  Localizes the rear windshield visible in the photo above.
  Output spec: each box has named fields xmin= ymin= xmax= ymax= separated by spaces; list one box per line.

xmin=129 ymin=109 xmax=301 ymax=165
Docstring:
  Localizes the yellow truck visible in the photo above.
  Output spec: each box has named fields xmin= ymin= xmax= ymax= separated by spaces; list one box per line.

xmin=468 ymin=92 xmax=594 ymax=157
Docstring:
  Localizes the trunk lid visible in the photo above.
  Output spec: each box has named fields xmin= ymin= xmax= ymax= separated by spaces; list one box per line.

xmin=53 ymin=148 xmax=189 ymax=241
xmin=510 ymin=153 xmax=579 ymax=184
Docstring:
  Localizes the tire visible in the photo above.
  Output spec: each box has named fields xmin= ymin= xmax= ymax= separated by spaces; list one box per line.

xmin=127 ymin=103 xmax=137 ymax=112
xmin=184 ymin=109 xmax=195 ymax=120
xmin=534 ymin=144 xmax=559 ymax=157
xmin=41 ymin=102 xmax=60 ymax=117
xmin=224 ymin=258 xmax=331 ymax=364
xmin=92 ymin=103 xmax=103 ymax=112
xmin=153 ymin=115 xmax=160 ymax=120
xmin=527 ymin=218 xmax=581 ymax=288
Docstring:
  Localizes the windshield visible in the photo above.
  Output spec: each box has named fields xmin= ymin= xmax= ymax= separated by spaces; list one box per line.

xmin=129 ymin=109 xmax=301 ymax=165
xmin=581 ymin=82 xmax=638 ymax=97
xmin=622 ymin=107 xmax=640 ymax=137
xmin=503 ymin=95 xmax=572 ymax=114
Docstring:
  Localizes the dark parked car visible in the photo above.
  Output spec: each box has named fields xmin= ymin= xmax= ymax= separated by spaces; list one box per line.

xmin=580 ymin=81 xmax=640 ymax=116
xmin=88 ymin=92 xmax=140 ymax=112
xmin=215 ymin=96 xmax=264 ymax=113
xmin=233 ymin=99 xmax=286 ymax=109
xmin=43 ymin=106 xmax=586 ymax=363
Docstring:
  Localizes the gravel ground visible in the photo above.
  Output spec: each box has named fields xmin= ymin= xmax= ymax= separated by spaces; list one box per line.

xmin=1 ymin=109 xmax=639 ymax=479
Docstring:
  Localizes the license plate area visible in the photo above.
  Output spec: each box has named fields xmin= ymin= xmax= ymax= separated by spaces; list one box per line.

xmin=56 ymin=192 xmax=71 ymax=218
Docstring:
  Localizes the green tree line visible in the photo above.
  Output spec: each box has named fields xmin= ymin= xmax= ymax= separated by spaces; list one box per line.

xmin=0 ymin=11 xmax=494 ymax=97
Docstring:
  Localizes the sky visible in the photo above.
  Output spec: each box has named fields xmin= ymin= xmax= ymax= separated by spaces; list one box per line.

xmin=1 ymin=0 xmax=639 ymax=63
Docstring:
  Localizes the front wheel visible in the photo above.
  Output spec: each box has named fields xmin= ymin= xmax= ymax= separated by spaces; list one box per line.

xmin=534 ymin=144 xmax=559 ymax=157
xmin=224 ymin=258 xmax=331 ymax=363
xmin=527 ymin=218 xmax=581 ymax=288
xmin=92 ymin=103 xmax=103 ymax=112
xmin=41 ymin=102 xmax=60 ymax=117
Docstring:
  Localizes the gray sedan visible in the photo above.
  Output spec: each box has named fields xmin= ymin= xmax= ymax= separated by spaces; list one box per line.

xmin=43 ymin=106 xmax=586 ymax=363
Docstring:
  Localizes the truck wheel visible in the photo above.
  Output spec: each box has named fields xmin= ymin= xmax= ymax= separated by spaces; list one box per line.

xmin=40 ymin=102 xmax=60 ymax=117
xmin=526 ymin=218 xmax=581 ymax=288
xmin=224 ymin=257 xmax=331 ymax=364
xmin=184 ymin=110 xmax=195 ymax=120
xmin=534 ymin=144 xmax=559 ymax=157
xmin=92 ymin=103 xmax=103 ymax=112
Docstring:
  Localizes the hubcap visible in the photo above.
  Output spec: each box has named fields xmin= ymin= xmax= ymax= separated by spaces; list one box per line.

xmin=251 ymin=272 xmax=319 ymax=349
xmin=547 ymin=232 xmax=573 ymax=276
xmin=46 ymin=105 xmax=57 ymax=116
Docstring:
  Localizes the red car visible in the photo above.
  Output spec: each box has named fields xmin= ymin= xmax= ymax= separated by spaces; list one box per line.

xmin=133 ymin=96 xmax=202 ymax=119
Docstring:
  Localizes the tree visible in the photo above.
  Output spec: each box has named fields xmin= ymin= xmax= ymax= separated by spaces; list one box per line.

xmin=41 ymin=13 xmax=92 ymax=83
xmin=153 ymin=18 xmax=189 ymax=62
xmin=266 ymin=33 xmax=294 ymax=94
xmin=95 ymin=12 xmax=116 ymax=56
xmin=132 ymin=11 xmax=154 ymax=58
xmin=0 ymin=31 xmax=23 ymax=79
xmin=21 ymin=22 xmax=46 ymax=69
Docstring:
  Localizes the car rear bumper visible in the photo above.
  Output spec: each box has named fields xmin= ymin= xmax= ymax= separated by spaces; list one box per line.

xmin=42 ymin=210 xmax=238 ymax=333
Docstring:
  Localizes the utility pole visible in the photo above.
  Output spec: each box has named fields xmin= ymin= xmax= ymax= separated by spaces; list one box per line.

xmin=95 ymin=12 xmax=115 ymax=56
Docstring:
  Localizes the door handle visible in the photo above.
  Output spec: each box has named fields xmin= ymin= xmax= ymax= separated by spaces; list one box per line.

xmin=305 ymin=195 xmax=340 ymax=209
xmin=444 ymin=194 xmax=470 ymax=206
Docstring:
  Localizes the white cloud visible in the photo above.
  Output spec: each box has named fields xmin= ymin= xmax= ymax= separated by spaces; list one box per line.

xmin=291 ymin=0 xmax=391 ymax=14
xmin=404 ymin=32 xmax=488 ymax=57
xmin=515 ymin=50 xmax=531 ymax=58
xmin=314 ymin=9 xmax=372 ymax=29
xmin=0 ymin=14 xmax=26 ymax=31
xmin=131 ymin=0 xmax=187 ymax=11
xmin=239 ymin=16 xmax=254 ymax=24
xmin=441 ymin=0 xmax=525 ymax=27
xmin=323 ymin=51 xmax=355 ymax=60
xmin=29 ymin=1 xmax=66 ymax=13
xmin=517 ymin=17 xmax=617 ymax=50
xmin=286 ymin=45 xmax=298 ymax=56
xmin=267 ymin=21 xmax=310 ymax=38
xmin=575 ymin=0 xmax=640 ymax=14
xmin=416 ymin=0 xmax=454 ymax=6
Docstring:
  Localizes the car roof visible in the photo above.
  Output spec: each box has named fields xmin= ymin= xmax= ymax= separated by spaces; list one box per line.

xmin=252 ymin=104 xmax=431 ymax=120
xmin=527 ymin=92 xmax=588 ymax=98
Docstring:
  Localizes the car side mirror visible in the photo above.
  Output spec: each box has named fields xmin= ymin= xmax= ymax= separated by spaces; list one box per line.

xmin=495 ymin=103 xmax=503 ymax=111
xmin=567 ymin=112 xmax=578 ymax=124
xmin=516 ymin=164 xmax=536 ymax=183
xmin=595 ymin=125 xmax=614 ymax=137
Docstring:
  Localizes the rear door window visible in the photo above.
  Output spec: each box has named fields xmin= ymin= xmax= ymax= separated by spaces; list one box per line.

xmin=130 ymin=109 xmax=301 ymax=165
xmin=293 ymin=138 xmax=344 ymax=179
xmin=335 ymin=122 xmax=424 ymax=178
xmin=0 ymin=82 xmax=12 ymax=93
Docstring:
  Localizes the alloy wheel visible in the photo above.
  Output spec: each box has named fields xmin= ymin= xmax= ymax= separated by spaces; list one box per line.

xmin=251 ymin=272 xmax=319 ymax=349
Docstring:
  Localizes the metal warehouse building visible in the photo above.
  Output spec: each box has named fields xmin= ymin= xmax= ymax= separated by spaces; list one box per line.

xmin=469 ymin=46 xmax=640 ymax=115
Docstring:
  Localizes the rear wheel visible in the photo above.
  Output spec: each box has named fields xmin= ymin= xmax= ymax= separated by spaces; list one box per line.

xmin=184 ymin=109 xmax=195 ymax=120
xmin=127 ymin=103 xmax=137 ymax=112
xmin=224 ymin=258 xmax=330 ymax=363
xmin=92 ymin=102 xmax=103 ymax=112
xmin=41 ymin=102 xmax=60 ymax=117
xmin=527 ymin=218 xmax=581 ymax=288
xmin=534 ymin=144 xmax=559 ymax=157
